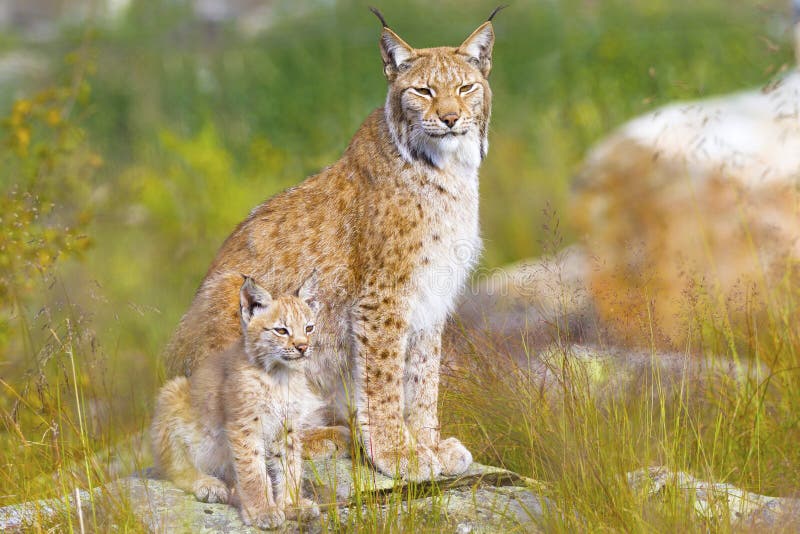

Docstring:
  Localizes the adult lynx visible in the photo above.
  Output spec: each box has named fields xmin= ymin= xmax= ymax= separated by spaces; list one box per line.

xmin=166 ymin=8 xmax=502 ymax=480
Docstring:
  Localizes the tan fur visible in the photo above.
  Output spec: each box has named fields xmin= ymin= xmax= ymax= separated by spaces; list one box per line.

xmin=152 ymin=278 xmax=337 ymax=529
xmin=164 ymin=14 xmax=500 ymax=480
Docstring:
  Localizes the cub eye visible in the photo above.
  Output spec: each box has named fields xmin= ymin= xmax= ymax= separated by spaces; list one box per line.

xmin=305 ymin=324 xmax=315 ymax=334
xmin=459 ymin=84 xmax=476 ymax=95
xmin=274 ymin=327 xmax=289 ymax=336
xmin=413 ymin=87 xmax=432 ymax=97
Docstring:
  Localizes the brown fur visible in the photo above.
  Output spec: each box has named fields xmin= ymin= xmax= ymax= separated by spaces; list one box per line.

xmin=164 ymin=13 xmax=500 ymax=480
xmin=152 ymin=278 xmax=339 ymax=528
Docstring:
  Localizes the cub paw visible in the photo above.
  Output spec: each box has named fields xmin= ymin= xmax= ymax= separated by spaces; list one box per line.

xmin=192 ymin=477 xmax=230 ymax=504
xmin=435 ymin=437 xmax=473 ymax=476
xmin=241 ymin=506 xmax=285 ymax=530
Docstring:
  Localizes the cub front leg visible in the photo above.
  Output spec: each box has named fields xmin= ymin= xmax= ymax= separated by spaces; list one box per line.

xmin=352 ymin=297 xmax=442 ymax=481
xmin=405 ymin=323 xmax=473 ymax=476
xmin=275 ymin=432 xmax=320 ymax=522
xmin=227 ymin=423 xmax=285 ymax=529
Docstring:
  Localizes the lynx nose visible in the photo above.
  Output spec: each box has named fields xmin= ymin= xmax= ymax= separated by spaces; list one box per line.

xmin=295 ymin=343 xmax=308 ymax=355
xmin=439 ymin=112 xmax=460 ymax=128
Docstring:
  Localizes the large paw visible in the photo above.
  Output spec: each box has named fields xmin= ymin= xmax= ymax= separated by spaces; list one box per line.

xmin=192 ymin=477 xmax=230 ymax=504
xmin=372 ymin=443 xmax=443 ymax=482
xmin=240 ymin=506 xmax=285 ymax=530
xmin=302 ymin=426 xmax=352 ymax=460
xmin=284 ymin=497 xmax=320 ymax=523
xmin=435 ymin=437 xmax=473 ymax=476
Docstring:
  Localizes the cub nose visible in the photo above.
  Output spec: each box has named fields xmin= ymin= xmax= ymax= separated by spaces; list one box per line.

xmin=295 ymin=343 xmax=308 ymax=355
xmin=439 ymin=112 xmax=460 ymax=128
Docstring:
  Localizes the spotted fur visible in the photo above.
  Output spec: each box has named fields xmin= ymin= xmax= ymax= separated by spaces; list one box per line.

xmin=151 ymin=277 xmax=328 ymax=528
xmin=164 ymin=11 xmax=500 ymax=481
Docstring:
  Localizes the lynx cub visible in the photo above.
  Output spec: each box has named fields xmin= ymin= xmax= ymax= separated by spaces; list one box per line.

xmin=166 ymin=7 xmax=504 ymax=481
xmin=151 ymin=276 xmax=322 ymax=529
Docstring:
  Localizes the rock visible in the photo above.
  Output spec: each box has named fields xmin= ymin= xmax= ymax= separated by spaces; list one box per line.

xmin=447 ymin=334 xmax=767 ymax=410
xmin=0 ymin=51 xmax=48 ymax=86
xmin=628 ymin=466 xmax=800 ymax=529
xmin=449 ymin=245 xmax=601 ymax=364
xmin=572 ymin=66 xmax=800 ymax=346
xmin=125 ymin=460 xmax=549 ymax=533
xmin=0 ymin=487 xmax=101 ymax=532
xmin=1 ymin=461 xmax=551 ymax=532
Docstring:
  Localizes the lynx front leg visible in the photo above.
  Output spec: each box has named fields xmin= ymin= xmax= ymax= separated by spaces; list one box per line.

xmin=405 ymin=324 xmax=473 ymax=476
xmin=227 ymin=424 xmax=285 ymax=529
xmin=352 ymin=297 xmax=442 ymax=481
xmin=276 ymin=433 xmax=320 ymax=522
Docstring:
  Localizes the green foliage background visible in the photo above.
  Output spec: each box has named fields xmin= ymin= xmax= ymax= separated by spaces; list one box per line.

xmin=70 ymin=0 xmax=795 ymax=376
xmin=0 ymin=0 xmax=797 ymax=527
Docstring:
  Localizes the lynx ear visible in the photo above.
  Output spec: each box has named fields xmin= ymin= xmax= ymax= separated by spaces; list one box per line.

xmin=296 ymin=270 xmax=320 ymax=314
xmin=239 ymin=276 xmax=273 ymax=328
xmin=371 ymin=7 xmax=415 ymax=80
xmin=458 ymin=21 xmax=496 ymax=78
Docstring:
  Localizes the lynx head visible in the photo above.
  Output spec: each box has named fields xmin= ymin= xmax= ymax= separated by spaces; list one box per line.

xmin=238 ymin=273 xmax=320 ymax=372
xmin=373 ymin=6 xmax=504 ymax=170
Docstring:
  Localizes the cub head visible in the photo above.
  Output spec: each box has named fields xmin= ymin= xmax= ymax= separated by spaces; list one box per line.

xmin=238 ymin=273 xmax=320 ymax=372
xmin=373 ymin=6 xmax=505 ymax=169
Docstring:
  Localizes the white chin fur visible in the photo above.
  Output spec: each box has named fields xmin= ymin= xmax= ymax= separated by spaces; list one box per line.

xmin=419 ymin=131 xmax=482 ymax=170
xmin=435 ymin=134 xmax=463 ymax=152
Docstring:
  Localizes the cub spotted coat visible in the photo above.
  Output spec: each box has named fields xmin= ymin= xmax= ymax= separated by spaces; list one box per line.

xmin=152 ymin=277 xmax=322 ymax=529
xmin=165 ymin=9 xmax=501 ymax=480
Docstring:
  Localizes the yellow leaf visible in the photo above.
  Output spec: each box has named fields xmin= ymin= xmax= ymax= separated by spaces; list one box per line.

xmin=45 ymin=109 xmax=61 ymax=126
xmin=12 ymin=99 xmax=32 ymax=117
xmin=15 ymin=127 xmax=31 ymax=156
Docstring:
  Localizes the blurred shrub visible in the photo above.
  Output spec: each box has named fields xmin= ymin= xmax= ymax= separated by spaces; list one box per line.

xmin=0 ymin=69 xmax=99 ymax=358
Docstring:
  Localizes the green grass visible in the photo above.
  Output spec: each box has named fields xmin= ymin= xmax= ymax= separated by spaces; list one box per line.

xmin=1 ymin=0 xmax=799 ymax=531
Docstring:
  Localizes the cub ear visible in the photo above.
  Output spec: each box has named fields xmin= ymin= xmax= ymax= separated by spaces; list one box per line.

xmin=458 ymin=21 xmax=496 ymax=78
xmin=239 ymin=276 xmax=273 ymax=328
xmin=296 ymin=270 xmax=320 ymax=314
xmin=371 ymin=7 xmax=415 ymax=80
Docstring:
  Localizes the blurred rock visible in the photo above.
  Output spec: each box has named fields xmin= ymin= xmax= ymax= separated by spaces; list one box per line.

xmin=0 ymin=0 xmax=130 ymax=40
xmin=572 ymin=66 xmax=800 ymax=345
xmin=628 ymin=466 xmax=800 ymax=530
xmin=533 ymin=344 xmax=767 ymax=402
xmin=0 ymin=0 xmax=322 ymax=41
xmin=449 ymin=245 xmax=601 ymax=359
xmin=0 ymin=51 xmax=48 ymax=87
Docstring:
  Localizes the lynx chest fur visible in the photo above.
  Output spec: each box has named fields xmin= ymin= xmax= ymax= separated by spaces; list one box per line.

xmin=405 ymin=170 xmax=481 ymax=330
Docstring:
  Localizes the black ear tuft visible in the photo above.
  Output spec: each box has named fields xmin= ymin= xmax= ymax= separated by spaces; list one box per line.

xmin=369 ymin=6 xmax=389 ymax=28
xmin=487 ymin=5 xmax=509 ymax=22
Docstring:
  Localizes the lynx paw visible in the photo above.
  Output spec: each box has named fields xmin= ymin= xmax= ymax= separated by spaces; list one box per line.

xmin=241 ymin=506 xmax=285 ymax=530
xmin=435 ymin=437 xmax=473 ymax=476
xmin=302 ymin=425 xmax=351 ymax=460
xmin=192 ymin=477 xmax=230 ymax=504
xmin=373 ymin=443 xmax=443 ymax=482
xmin=285 ymin=497 xmax=320 ymax=523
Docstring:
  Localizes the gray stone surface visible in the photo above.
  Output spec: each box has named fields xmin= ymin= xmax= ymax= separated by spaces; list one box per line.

xmin=628 ymin=466 xmax=800 ymax=530
xmin=117 ymin=460 xmax=549 ymax=533
xmin=0 ymin=487 xmax=99 ymax=532
xmin=4 ymin=460 xmax=547 ymax=531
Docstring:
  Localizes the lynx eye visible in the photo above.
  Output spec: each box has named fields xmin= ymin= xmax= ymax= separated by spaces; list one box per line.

xmin=412 ymin=87 xmax=432 ymax=97
xmin=273 ymin=327 xmax=289 ymax=336
xmin=459 ymin=84 xmax=477 ymax=95
xmin=305 ymin=324 xmax=315 ymax=334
